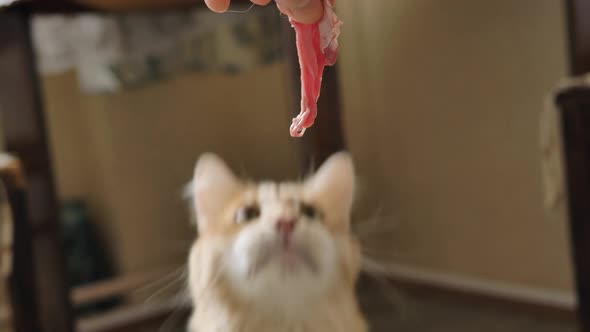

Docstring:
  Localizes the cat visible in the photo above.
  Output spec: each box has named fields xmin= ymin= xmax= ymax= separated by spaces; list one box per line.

xmin=186 ymin=151 xmax=368 ymax=332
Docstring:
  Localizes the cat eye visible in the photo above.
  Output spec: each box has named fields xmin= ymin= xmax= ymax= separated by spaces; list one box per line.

xmin=236 ymin=204 xmax=260 ymax=224
xmin=301 ymin=203 xmax=320 ymax=220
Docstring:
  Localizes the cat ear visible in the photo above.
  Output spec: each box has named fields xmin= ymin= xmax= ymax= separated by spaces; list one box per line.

xmin=305 ymin=152 xmax=355 ymax=227
xmin=192 ymin=153 xmax=240 ymax=232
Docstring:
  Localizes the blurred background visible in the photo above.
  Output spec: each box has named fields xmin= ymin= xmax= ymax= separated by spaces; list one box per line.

xmin=0 ymin=0 xmax=584 ymax=331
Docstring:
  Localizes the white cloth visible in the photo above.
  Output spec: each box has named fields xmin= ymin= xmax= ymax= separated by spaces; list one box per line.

xmin=31 ymin=8 xmax=282 ymax=94
xmin=0 ymin=0 xmax=19 ymax=8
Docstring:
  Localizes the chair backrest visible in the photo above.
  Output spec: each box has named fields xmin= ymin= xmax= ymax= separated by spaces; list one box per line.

xmin=556 ymin=84 xmax=590 ymax=332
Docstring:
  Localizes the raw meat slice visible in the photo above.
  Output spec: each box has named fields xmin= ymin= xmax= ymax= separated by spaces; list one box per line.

xmin=289 ymin=0 xmax=342 ymax=137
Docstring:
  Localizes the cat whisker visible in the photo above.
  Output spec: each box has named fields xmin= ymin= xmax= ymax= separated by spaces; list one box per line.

xmin=163 ymin=241 xmax=193 ymax=252
xmin=353 ymin=215 xmax=399 ymax=234
xmin=361 ymin=270 xmax=408 ymax=320
xmin=134 ymin=265 xmax=187 ymax=296
xmin=360 ymin=248 xmax=408 ymax=262
xmin=144 ymin=268 xmax=188 ymax=304
xmin=297 ymin=247 xmax=318 ymax=274
xmin=249 ymin=249 xmax=273 ymax=279
xmin=158 ymin=292 xmax=191 ymax=332
xmin=192 ymin=259 xmax=227 ymax=305
xmin=158 ymin=307 xmax=183 ymax=332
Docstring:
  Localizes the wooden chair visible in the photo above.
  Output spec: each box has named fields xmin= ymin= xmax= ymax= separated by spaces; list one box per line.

xmin=556 ymin=1 xmax=590 ymax=331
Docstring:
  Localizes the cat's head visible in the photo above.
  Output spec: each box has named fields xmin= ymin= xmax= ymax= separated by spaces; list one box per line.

xmin=188 ymin=152 xmax=360 ymax=312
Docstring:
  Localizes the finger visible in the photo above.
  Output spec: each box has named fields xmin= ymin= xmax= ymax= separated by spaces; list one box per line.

xmin=277 ymin=0 xmax=311 ymax=7
xmin=250 ymin=0 xmax=272 ymax=5
xmin=276 ymin=0 xmax=323 ymax=24
xmin=204 ymin=0 xmax=230 ymax=12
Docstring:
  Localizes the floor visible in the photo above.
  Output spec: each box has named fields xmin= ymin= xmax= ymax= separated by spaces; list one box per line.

xmin=359 ymin=279 xmax=578 ymax=332
xmin=137 ymin=277 xmax=579 ymax=332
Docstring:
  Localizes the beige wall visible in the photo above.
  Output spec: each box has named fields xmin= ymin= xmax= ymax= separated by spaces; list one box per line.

xmin=42 ymin=64 xmax=299 ymax=275
xmin=338 ymin=0 xmax=573 ymax=291
xmin=42 ymin=0 xmax=574 ymax=294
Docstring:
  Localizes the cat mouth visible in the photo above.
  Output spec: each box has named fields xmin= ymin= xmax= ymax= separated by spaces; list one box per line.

xmin=248 ymin=244 xmax=318 ymax=278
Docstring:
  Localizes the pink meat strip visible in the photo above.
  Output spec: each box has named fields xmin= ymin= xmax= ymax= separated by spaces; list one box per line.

xmin=289 ymin=0 xmax=342 ymax=137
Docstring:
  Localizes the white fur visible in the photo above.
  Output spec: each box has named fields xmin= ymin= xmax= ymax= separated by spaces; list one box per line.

xmin=187 ymin=152 xmax=367 ymax=332
xmin=225 ymin=183 xmax=337 ymax=317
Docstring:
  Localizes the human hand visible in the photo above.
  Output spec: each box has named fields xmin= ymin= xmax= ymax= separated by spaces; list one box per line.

xmin=204 ymin=0 xmax=324 ymax=24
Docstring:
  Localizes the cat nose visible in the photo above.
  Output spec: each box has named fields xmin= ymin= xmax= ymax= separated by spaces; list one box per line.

xmin=276 ymin=218 xmax=297 ymax=237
